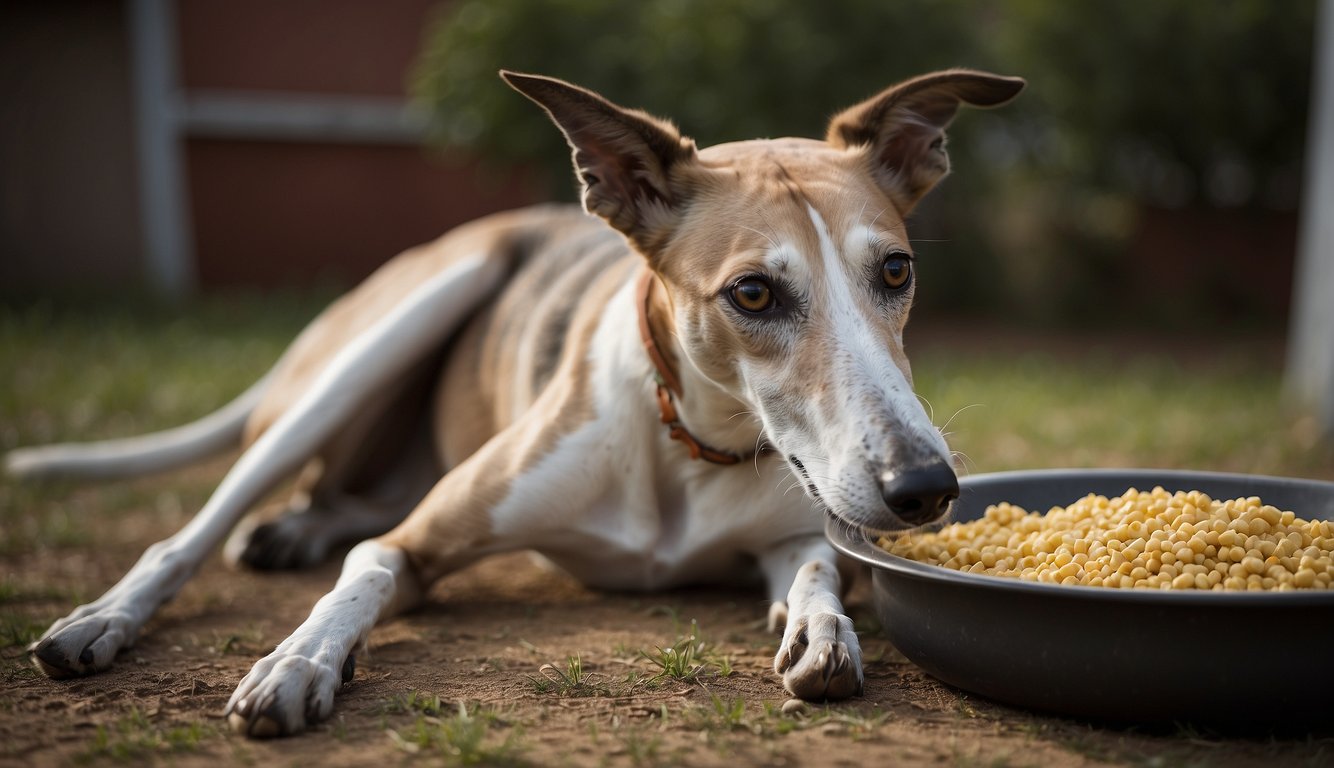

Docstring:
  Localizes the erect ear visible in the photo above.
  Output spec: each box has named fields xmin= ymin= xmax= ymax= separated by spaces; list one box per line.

xmin=827 ymin=69 xmax=1025 ymax=214
xmin=501 ymin=70 xmax=699 ymax=251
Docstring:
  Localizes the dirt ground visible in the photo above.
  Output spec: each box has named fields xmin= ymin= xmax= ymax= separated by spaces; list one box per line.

xmin=2 ymin=460 xmax=1331 ymax=768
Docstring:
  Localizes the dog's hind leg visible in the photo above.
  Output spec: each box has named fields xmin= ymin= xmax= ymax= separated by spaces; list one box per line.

xmin=226 ymin=371 xmax=615 ymax=737
xmin=223 ymin=352 xmax=442 ymax=571
xmin=31 ymin=249 xmax=506 ymax=679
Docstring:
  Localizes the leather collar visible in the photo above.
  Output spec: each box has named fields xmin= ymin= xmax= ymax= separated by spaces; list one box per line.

xmin=635 ymin=269 xmax=757 ymax=465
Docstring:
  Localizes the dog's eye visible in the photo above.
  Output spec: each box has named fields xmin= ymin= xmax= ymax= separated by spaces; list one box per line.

xmin=881 ymin=254 xmax=913 ymax=291
xmin=729 ymin=278 xmax=774 ymax=314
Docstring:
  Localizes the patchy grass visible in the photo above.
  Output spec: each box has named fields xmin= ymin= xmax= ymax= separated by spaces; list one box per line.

xmin=0 ymin=612 xmax=44 ymax=650
xmin=76 ymin=708 xmax=216 ymax=763
xmin=210 ymin=624 xmax=266 ymax=656
xmin=386 ymin=700 xmax=527 ymax=765
xmin=1 ymin=294 xmax=325 ymax=561
xmin=377 ymin=690 xmax=452 ymax=717
xmin=908 ymin=328 xmax=1334 ymax=481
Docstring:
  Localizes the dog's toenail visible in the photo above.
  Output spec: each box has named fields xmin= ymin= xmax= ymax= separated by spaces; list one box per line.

xmin=342 ymin=654 xmax=355 ymax=683
xmin=79 ymin=648 xmax=94 ymax=666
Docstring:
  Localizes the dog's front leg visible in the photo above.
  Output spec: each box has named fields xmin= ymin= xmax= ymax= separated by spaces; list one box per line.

xmin=225 ymin=538 xmax=418 ymax=737
xmin=761 ymin=536 xmax=863 ymax=701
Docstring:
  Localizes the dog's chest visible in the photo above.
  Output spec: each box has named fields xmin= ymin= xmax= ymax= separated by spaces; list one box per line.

xmin=522 ymin=454 xmax=820 ymax=591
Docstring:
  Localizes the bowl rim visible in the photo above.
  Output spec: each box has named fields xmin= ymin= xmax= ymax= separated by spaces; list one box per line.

xmin=827 ymin=467 xmax=1334 ymax=607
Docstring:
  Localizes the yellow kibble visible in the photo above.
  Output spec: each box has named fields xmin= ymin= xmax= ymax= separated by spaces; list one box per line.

xmin=880 ymin=487 xmax=1333 ymax=592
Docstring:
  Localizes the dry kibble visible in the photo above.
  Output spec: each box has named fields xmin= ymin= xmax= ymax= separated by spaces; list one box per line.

xmin=879 ymin=487 xmax=1334 ymax=591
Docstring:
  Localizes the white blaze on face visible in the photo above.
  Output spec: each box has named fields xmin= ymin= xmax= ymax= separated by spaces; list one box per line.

xmin=746 ymin=204 xmax=951 ymax=528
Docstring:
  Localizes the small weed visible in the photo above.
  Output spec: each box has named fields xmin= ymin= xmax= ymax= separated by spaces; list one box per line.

xmin=619 ymin=727 xmax=663 ymax=767
xmin=388 ymin=700 xmax=526 ymax=765
xmin=956 ymin=695 xmax=979 ymax=719
xmin=801 ymin=705 xmax=891 ymax=740
xmin=0 ymin=612 xmax=46 ymax=649
xmin=212 ymin=625 xmax=265 ymax=655
xmin=76 ymin=708 xmax=213 ymax=763
xmin=704 ymin=693 xmax=750 ymax=731
xmin=378 ymin=690 xmax=449 ymax=716
xmin=950 ymin=742 xmax=1034 ymax=768
xmin=760 ymin=702 xmax=802 ymax=735
xmin=640 ymin=619 xmax=733 ymax=684
xmin=527 ymin=654 xmax=611 ymax=697
xmin=641 ymin=640 xmax=707 ymax=683
xmin=715 ymin=693 xmax=747 ymax=725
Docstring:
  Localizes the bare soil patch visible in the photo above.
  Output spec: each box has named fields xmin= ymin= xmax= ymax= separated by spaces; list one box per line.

xmin=2 ymin=460 xmax=1330 ymax=767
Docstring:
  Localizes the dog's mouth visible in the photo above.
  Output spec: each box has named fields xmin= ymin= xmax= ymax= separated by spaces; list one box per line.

xmin=788 ymin=452 xmax=958 ymax=535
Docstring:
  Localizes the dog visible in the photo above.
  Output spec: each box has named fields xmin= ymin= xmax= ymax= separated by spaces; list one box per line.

xmin=9 ymin=68 xmax=1022 ymax=737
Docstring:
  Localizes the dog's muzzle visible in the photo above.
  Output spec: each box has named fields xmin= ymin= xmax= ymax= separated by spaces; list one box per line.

xmin=880 ymin=460 xmax=959 ymax=526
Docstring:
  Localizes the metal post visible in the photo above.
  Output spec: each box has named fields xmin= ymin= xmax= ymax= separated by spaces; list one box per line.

xmin=1287 ymin=0 xmax=1334 ymax=438
xmin=128 ymin=0 xmax=195 ymax=298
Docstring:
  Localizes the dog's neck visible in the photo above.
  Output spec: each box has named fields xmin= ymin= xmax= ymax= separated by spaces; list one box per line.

xmin=637 ymin=269 xmax=767 ymax=464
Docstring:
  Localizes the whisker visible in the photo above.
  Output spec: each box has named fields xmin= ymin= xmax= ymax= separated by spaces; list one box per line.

xmin=940 ymin=403 xmax=984 ymax=433
xmin=916 ymin=393 xmax=936 ymax=425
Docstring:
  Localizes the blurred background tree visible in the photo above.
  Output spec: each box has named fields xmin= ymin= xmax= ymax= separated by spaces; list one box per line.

xmin=413 ymin=0 xmax=1317 ymax=328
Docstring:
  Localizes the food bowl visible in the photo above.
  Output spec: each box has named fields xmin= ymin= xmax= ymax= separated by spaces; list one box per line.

xmin=827 ymin=468 xmax=1334 ymax=724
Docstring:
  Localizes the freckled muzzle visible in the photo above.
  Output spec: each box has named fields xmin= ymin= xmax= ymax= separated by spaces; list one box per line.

xmin=880 ymin=460 xmax=959 ymax=527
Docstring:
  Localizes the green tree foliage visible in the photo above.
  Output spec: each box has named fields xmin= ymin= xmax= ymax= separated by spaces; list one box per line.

xmin=997 ymin=0 xmax=1316 ymax=209
xmin=413 ymin=0 xmax=1002 ymax=194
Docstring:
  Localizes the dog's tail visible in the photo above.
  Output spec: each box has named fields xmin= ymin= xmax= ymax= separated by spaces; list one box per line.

xmin=4 ymin=373 xmax=268 ymax=482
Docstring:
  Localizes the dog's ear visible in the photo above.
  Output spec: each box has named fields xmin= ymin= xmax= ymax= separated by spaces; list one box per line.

xmin=827 ymin=69 xmax=1025 ymax=214
xmin=502 ymin=71 xmax=698 ymax=251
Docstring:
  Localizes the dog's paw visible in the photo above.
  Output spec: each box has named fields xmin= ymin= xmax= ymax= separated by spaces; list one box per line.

xmin=226 ymin=647 xmax=354 ymax=738
xmin=31 ymin=603 xmax=137 ymax=678
xmin=774 ymin=611 xmax=863 ymax=701
xmin=226 ymin=513 xmax=332 ymax=571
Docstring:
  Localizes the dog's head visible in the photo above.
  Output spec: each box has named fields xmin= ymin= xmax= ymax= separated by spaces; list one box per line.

xmin=505 ymin=70 xmax=1023 ymax=534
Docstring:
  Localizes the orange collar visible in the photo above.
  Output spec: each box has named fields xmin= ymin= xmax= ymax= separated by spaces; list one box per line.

xmin=636 ymin=269 xmax=755 ymax=466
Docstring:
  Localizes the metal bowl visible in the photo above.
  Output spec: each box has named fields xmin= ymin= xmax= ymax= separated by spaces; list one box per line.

xmin=828 ymin=468 xmax=1334 ymax=724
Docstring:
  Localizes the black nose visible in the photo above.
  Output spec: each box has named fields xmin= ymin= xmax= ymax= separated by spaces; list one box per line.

xmin=882 ymin=461 xmax=959 ymax=526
